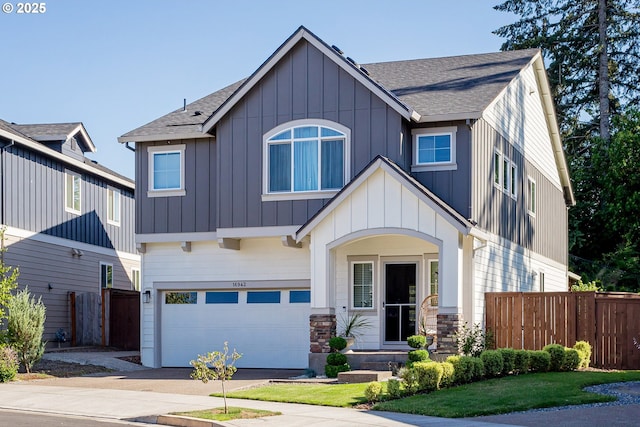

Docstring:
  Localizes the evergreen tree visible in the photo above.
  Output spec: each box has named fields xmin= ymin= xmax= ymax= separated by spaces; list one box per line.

xmin=6 ymin=287 xmax=46 ymax=373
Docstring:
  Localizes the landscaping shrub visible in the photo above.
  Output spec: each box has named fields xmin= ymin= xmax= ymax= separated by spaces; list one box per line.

xmin=470 ymin=357 xmax=485 ymax=381
xmin=0 ymin=345 xmax=18 ymax=383
xmin=574 ymin=341 xmax=592 ymax=368
xmin=364 ymin=381 xmax=383 ymax=402
xmin=562 ymin=348 xmax=581 ymax=371
xmin=326 ymin=352 xmax=347 ymax=366
xmin=386 ymin=378 xmax=404 ymax=399
xmin=528 ymin=350 xmax=550 ymax=372
xmin=5 ymin=287 xmax=46 ymax=373
xmin=440 ymin=361 xmax=455 ymax=388
xmin=407 ymin=334 xmax=427 ymax=349
xmin=513 ymin=349 xmax=530 ymax=374
xmin=480 ymin=350 xmax=504 ymax=378
xmin=398 ymin=366 xmax=420 ymax=394
xmin=328 ymin=336 xmax=347 ymax=352
xmin=498 ymin=348 xmax=516 ymax=375
xmin=453 ymin=356 xmax=475 ymax=384
xmin=407 ymin=349 xmax=430 ymax=365
xmin=543 ymin=344 xmax=565 ymax=371
xmin=455 ymin=322 xmax=488 ymax=357
xmin=413 ymin=361 xmax=444 ymax=392
xmin=324 ymin=363 xmax=350 ymax=378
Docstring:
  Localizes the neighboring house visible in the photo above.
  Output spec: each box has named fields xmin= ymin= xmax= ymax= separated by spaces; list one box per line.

xmin=120 ymin=27 xmax=574 ymax=369
xmin=0 ymin=120 xmax=140 ymax=345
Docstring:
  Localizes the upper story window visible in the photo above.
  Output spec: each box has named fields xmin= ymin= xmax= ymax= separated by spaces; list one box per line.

xmin=107 ymin=188 xmax=121 ymax=226
xmin=147 ymin=145 xmax=186 ymax=198
xmin=411 ymin=126 xmax=457 ymax=172
xmin=527 ymin=176 xmax=536 ymax=216
xmin=263 ymin=120 xmax=350 ymax=201
xmin=494 ymin=149 xmax=517 ymax=199
xmin=65 ymin=172 xmax=81 ymax=215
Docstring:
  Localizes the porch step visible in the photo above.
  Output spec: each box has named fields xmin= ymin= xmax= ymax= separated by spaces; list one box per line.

xmin=360 ymin=361 xmax=401 ymax=371
xmin=338 ymin=370 xmax=393 ymax=383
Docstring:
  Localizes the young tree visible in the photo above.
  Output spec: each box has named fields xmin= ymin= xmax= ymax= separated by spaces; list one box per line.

xmin=190 ymin=342 xmax=242 ymax=414
xmin=6 ymin=287 xmax=46 ymax=373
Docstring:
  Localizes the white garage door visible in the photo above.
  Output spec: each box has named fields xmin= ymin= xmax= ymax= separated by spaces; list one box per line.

xmin=161 ymin=289 xmax=310 ymax=368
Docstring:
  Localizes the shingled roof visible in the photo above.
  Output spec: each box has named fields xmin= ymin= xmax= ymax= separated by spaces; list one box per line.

xmin=11 ymin=122 xmax=96 ymax=152
xmin=119 ymin=27 xmax=538 ymax=142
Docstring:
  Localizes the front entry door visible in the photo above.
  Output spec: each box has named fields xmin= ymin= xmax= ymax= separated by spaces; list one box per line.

xmin=384 ymin=263 xmax=417 ymax=343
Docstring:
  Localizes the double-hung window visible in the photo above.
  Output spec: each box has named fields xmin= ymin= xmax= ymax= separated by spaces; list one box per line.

xmin=107 ymin=188 xmax=121 ymax=226
xmin=352 ymin=261 xmax=374 ymax=309
xmin=65 ymin=172 xmax=81 ymax=214
xmin=494 ymin=150 xmax=518 ymax=199
xmin=412 ymin=127 xmax=457 ymax=172
xmin=527 ymin=177 xmax=536 ymax=216
xmin=147 ymin=145 xmax=186 ymax=197
xmin=264 ymin=121 xmax=349 ymax=200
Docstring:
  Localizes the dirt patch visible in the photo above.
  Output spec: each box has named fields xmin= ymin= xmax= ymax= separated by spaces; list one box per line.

xmin=16 ymin=358 xmax=113 ymax=380
xmin=117 ymin=355 xmax=142 ymax=365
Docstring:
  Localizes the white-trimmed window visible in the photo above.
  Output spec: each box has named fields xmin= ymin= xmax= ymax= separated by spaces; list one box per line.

xmin=263 ymin=120 xmax=349 ymax=201
xmin=65 ymin=172 xmax=81 ymax=214
xmin=100 ymin=262 xmax=113 ymax=289
xmin=494 ymin=150 xmax=517 ymax=199
xmin=527 ymin=177 xmax=536 ymax=216
xmin=107 ymin=188 xmax=121 ymax=226
xmin=131 ymin=268 xmax=141 ymax=291
xmin=412 ymin=126 xmax=457 ymax=172
xmin=352 ymin=261 xmax=374 ymax=309
xmin=147 ymin=145 xmax=186 ymax=197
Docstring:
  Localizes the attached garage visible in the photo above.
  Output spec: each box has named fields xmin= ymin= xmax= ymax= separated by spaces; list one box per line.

xmin=160 ymin=288 xmax=311 ymax=368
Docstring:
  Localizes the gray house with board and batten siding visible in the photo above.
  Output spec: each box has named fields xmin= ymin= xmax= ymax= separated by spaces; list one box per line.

xmin=120 ymin=26 xmax=574 ymax=370
xmin=0 ymin=119 xmax=140 ymax=346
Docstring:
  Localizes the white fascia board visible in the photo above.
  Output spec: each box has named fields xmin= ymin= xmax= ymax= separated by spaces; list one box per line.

xmin=135 ymin=232 xmax=218 ymax=244
xmin=202 ymin=28 xmax=414 ymax=133
xmin=217 ymin=226 xmax=301 ymax=239
xmin=0 ymin=128 xmax=134 ymax=190
xmin=532 ymin=55 xmax=575 ymax=206
xmin=117 ymin=131 xmax=207 ymax=144
xmin=72 ymin=123 xmax=97 ymax=153
xmin=418 ymin=111 xmax=482 ymax=123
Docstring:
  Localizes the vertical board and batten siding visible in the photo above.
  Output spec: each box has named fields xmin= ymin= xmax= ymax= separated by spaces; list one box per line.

xmin=471 ymin=118 xmax=567 ymax=265
xmin=411 ymin=122 xmax=472 ymax=220
xmin=2 ymin=144 xmax=135 ymax=253
xmin=216 ymin=39 xmax=409 ymax=229
xmin=135 ymin=138 xmax=216 ymax=234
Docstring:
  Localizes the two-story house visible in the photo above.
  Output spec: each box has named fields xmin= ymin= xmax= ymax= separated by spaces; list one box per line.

xmin=0 ymin=119 xmax=140 ymax=346
xmin=120 ymin=27 xmax=574 ymax=370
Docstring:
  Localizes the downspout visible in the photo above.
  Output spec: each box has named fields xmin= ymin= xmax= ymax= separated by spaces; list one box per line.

xmin=125 ymin=142 xmax=135 ymax=152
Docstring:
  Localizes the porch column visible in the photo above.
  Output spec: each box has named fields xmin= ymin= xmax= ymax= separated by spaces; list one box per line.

xmin=309 ymin=311 xmax=336 ymax=353
xmin=436 ymin=228 xmax=465 ymax=354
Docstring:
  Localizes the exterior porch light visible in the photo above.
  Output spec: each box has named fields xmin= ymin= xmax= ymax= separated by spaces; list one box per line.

xmin=143 ymin=289 xmax=152 ymax=304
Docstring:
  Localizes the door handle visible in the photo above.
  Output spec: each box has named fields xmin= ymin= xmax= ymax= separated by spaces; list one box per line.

xmin=382 ymin=302 xmax=385 ymax=309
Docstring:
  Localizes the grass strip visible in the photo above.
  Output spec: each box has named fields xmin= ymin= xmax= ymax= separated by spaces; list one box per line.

xmin=172 ymin=407 xmax=280 ymax=421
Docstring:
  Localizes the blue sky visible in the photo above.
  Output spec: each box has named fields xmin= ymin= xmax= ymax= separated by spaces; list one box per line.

xmin=0 ymin=0 xmax=514 ymax=179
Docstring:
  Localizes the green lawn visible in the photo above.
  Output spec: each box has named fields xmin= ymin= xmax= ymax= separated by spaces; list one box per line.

xmin=172 ymin=407 xmax=280 ymax=421
xmin=222 ymin=370 xmax=640 ymax=417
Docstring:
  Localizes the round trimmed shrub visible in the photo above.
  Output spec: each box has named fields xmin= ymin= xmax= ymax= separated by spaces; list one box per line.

xmin=470 ymin=357 xmax=485 ymax=381
xmin=398 ymin=366 xmax=420 ymax=394
xmin=573 ymin=341 xmax=592 ymax=368
xmin=0 ymin=345 xmax=18 ymax=383
xmin=562 ymin=348 xmax=581 ymax=371
xmin=440 ymin=361 xmax=455 ymax=388
xmin=365 ymin=381 xmax=383 ymax=402
xmin=453 ymin=356 xmax=475 ymax=384
xmin=543 ymin=344 xmax=565 ymax=371
xmin=325 ymin=363 xmax=350 ymax=378
xmin=412 ymin=361 xmax=444 ymax=392
xmin=329 ymin=336 xmax=347 ymax=352
xmin=528 ymin=350 xmax=550 ymax=372
xmin=498 ymin=348 xmax=516 ymax=375
xmin=326 ymin=352 xmax=348 ymax=366
xmin=386 ymin=378 xmax=404 ymax=399
xmin=408 ymin=349 xmax=430 ymax=364
xmin=480 ymin=350 xmax=504 ymax=378
xmin=513 ymin=349 xmax=530 ymax=374
xmin=407 ymin=334 xmax=427 ymax=349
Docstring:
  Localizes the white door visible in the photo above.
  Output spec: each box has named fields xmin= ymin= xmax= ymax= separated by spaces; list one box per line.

xmin=161 ymin=289 xmax=310 ymax=368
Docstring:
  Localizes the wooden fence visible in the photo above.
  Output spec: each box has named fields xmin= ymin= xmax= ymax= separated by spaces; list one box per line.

xmin=485 ymin=292 xmax=640 ymax=370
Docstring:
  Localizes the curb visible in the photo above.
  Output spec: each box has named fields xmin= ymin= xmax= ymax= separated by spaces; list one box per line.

xmin=156 ymin=414 xmax=229 ymax=427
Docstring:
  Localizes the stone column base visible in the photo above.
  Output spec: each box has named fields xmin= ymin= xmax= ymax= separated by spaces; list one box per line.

xmin=309 ymin=314 xmax=336 ymax=353
xmin=437 ymin=313 xmax=463 ymax=354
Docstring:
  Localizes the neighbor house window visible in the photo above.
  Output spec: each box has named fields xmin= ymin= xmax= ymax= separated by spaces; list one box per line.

xmin=100 ymin=262 xmax=113 ymax=289
xmin=264 ymin=121 xmax=349 ymax=200
xmin=147 ymin=145 xmax=186 ymax=197
xmin=107 ymin=188 xmax=121 ymax=226
xmin=527 ymin=177 xmax=536 ymax=216
xmin=65 ymin=172 xmax=81 ymax=214
xmin=412 ymin=126 xmax=457 ymax=172
xmin=352 ymin=261 xmax=374 ymax=309
xmin=494 ymin=150 xmax=518 ymax=199
xmin=131 ymin=268 xmax=140 ymax=291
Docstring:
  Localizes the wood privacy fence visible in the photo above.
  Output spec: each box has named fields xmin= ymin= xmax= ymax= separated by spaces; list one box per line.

xmin=485 ymin=292 xmax=640 ymax=370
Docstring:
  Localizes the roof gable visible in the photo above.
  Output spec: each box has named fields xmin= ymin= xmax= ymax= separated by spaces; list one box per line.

xmin=12 ymin=122 xmax=96 ymax=153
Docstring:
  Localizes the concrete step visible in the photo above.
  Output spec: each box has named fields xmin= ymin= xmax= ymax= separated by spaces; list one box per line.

xmin=337 ymin=370 xmax=393 ymax=383
xmin=360 ymin=361 xmax=401 ymax=371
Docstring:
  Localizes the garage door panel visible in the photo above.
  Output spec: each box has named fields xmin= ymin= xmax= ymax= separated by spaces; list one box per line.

xmin=161 ymin=290 xmax=310 ymax=368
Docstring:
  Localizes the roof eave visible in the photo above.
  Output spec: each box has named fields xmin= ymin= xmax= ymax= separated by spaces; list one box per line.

xmin=202 ymin=26 xmax=413 ymax=133
xmin=417 ymin=111 xmax=482 ymax=123
xmin=117 ymin=131 xmax=208 ymax=144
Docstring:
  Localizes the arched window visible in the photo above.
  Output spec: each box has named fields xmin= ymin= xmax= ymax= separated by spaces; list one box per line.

xmin=264 ymin=121 xmax=349 ymax=200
